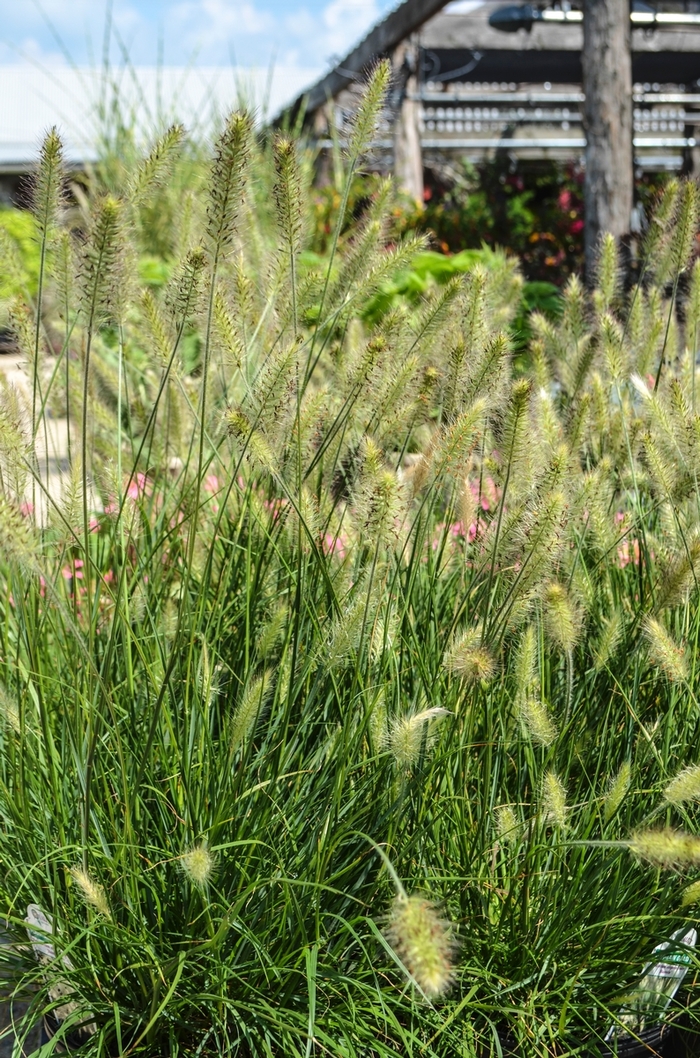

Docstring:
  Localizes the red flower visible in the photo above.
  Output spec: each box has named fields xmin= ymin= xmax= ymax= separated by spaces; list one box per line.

xmin=569 ymin=219 xmax=584 ymax=234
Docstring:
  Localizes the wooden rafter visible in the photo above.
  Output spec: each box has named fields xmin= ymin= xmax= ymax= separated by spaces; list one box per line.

xmin=282 ymin=0 xmax=451 ymax=119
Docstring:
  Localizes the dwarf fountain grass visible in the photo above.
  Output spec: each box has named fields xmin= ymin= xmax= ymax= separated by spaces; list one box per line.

xmin=180 ymin=844 xmax=215 ymax=889
xmin=443 ymin=627 xmax=496 ymax=685
xmin=385 ymin=707 xmax=452 ymax=769
xmin=628 ymin=829 xmax=700 ymax=869
xmin=69 ymin=867 xmax=111 ymax=919
xmin=682 ymin=879 xmax=700 ymax=907
xmin=604 ymin=761 xmax=633 ymax=822
xmin=542 ymin=770 xmax=568 ymax=829
xmin=519 ymin=695 xmax=557 ymax=747
xmin=386 ymin=894 xmax=456 ymax=1001
xmin=643 ymin=615 xmax=688 ymax=683
xmin=5 ymin=64 xmax=700 ymax=1057
xmin=664 ymin=764 xmax=700 ymax=806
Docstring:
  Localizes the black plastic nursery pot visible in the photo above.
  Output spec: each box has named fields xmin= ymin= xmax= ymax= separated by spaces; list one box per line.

xmin=41 ymin=1012 xmax=90 ymax=1054
xmin=598 ymin=1024 xmax=671 ymax=1056
xmin=494 ymin=1024 xmax=681 ymax=1056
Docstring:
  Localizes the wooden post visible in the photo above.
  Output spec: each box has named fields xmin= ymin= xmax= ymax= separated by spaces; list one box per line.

xmin=392 ymin=40 xmax=424 ymax=204
xmin=582 ymin=0 xmax=634 ymax=282
xmin=313 ymin=103 xmax=333 ymax=187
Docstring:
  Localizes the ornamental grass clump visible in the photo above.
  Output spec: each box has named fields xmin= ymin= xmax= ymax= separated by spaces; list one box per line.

xmin=4 ymin=61 xmax=700 ymax=1056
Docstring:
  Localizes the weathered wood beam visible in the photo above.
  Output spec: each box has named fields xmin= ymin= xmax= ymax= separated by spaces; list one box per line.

xmin=393 ymin=41 xmax=423 ymax=202
xmin=282 ymin=0 xmax=451 ymax=120
xmin=582 ymin=0 xmax=633 ymax=281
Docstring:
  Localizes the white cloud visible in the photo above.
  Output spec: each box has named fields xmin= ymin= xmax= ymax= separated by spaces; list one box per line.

xmin=0 ymin=0 xmax=396 ymax=73
xmin=321 ymin=0 xmax=379 ymax=58
xmin=113 ymin=5 xmax=144 ymax=36
xmin=443 ymin=1 xmax=483 ymax=12
xmin=171 ymin=0 xmax=274 ymax=43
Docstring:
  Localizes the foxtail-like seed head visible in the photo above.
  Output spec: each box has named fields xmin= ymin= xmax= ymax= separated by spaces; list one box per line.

xmin=496 ymin=804 xmax=520 ymax=845
xmin=541 ymin=770 xmax=567 ymax=829
xmin=70 ymin=867 xmax=111 ymax=918
xmin=643 ymin=616 xmax=688 ymax=684
xmin=681 ymin=879 xmax=700 ymax=907
xmin=181 ymin=844 xmax=215 ymax=887
xmin=603 ymin=761 xmax=632 ymax=822
xmin=386 ymin=707 xmax=451 ymax=768
xmin=386 ymin=894 xmax=455 ymax=1000
xmin=628 ymin=828 xmax=700 ymax=869
xmin=542 ymin=581 xmax=580 ymax=654
xmin=520 ymin=697 xmax=557 ymax=747
xmin=443 ymin=628 xmax=496 ymax=685
xmin=664 ymin=764 xmax=700 ymax=806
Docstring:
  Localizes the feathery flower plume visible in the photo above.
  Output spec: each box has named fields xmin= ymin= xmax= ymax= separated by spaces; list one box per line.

xmin=32 ymin=127 xmax=64 ymax=239
xmin=69 ymin=867 xmax=111 ymax=918
xmin=206 ymin=111 xmax=252 ymax=262
xmin=256 ymin=606 xmax=288 ymax=661
xmin=386 ymin=894 xmax=455 ymax=999
xmin=594 ymin=233 xmax=619 ymax=315
xmin=386 ymin=707 xmax=451 ymax=768
xmin=664 ymin=764 xmax=700 ymax=806
xmin=669 ymin=178 xmax=700 ymax=280
xmin=80 ymin=195 xmax=123 ymax=325
xmin=459 ymin=476 xmax=477 ymax=534
xmin=0 ymin=495 xmax=41 ymax=572
xmin=642 ymin=431 xmax=678 ymax=502
xmin=166 ymin=246 xmax=206 ymax=325
xmin=128 ymin=124 xmax=184 ymax=207
xmin=369 ymin=690 xmax=388 ymax=751
xmin=230 ymin=670 xmax=272 ymax=754
xmin=604 ymin=761 xmax=632 ymax=822
xmin=181 ymin=844 xmax=215 ymax=888
xmin=593 ymin=611 xmax=623 ymax=673
xmin=346 ymin=60 xmax=391 ymax=166
xmin=514 ymin=625 xmax=537 ymax=697
xmin=352 ymin=439 xmax=406 ymax=542
xmin=496 ymin=804 xmax=520 ymax=844
xmin=542 ymin=581 xmax=580 ymax=653
xmin=213 ymin=288 xmax=243 ymax=369
xmin=226 ymin=408 xmax=277 ymax=475
xmin=141 ymin=287 xmax=176 ymax=370
xmin=628 ymin=828 xmax=700 ymax=869
xmin=429 ymin=401 xmax=486 ymax=485
xmin=520 ymin=696 xmax=557 ymax=747
xmin=0 ymin=684 xmax=20 ymax=733
xmin=685 ymin=258 xmax=700 ymax=357
xmin=273 ymin=135 xmax=303 ymax=263
xmin=681 ymin=879 xmax=700 ymax=907
xmin=443 ymin=628 xmax=496 ymax=685
xmin=656 ymin=534 xmax=700 ymax=612
xmin=643 ymin=177 xmax=679 ymax=278
xmin=643 ymin=616 xmax=688 ymax=684
xmin=542 ymin=771 xmax=568 ymax=828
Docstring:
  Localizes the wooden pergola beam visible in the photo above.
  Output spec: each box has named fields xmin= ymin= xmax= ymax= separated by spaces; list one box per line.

xmin=283 ymin=0 xmax=451 ymax=119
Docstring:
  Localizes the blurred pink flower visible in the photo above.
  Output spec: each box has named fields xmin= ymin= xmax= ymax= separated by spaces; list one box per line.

xmin=322 ymin=531 xmax=349 ymax=560
xmin=617 ymin=539 xmax=641 ymax=568
xmin=126 ymin=472 xmax=150 ymax=500
xmin=469 ymin=476 xmax=500 ymax=512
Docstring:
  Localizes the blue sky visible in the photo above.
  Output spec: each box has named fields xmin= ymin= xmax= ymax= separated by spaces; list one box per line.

xmin=0 ymin=0 xmax=398 ymax=72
